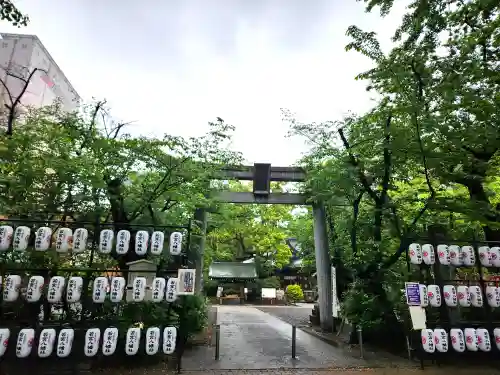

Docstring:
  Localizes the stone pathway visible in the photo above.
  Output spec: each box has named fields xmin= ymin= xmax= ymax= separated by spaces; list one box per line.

xmin=103 ymin=366 xmax=500 ymax=375
xmin=179 ymin=370 xmax=500 ymax=375
xmin=256 ymin=304 xmax=313 ymax=327
xmin=181 ymin=305 xmax=366 ymax=370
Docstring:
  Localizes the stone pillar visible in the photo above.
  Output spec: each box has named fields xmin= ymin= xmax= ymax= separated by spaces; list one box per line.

xmin=191 ymin=208 xmax=208 ymax=293
xmin=313 ymin=203 xmax=333 ymax=331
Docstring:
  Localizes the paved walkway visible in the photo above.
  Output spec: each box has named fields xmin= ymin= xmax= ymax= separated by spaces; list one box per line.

xmin=256 ymin=304 xmax=313 ymax=327
xmin=182 ymin=305 xmax=365 ymax=370
xmin=177 ymin=370 xmax=500 ymax=375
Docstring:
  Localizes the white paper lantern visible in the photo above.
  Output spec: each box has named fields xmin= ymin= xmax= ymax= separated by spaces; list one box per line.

xmin=102 ymin=327 xmax=119 ymax=356
xmin=464 ymin=328 xmax=478 ymax=351
xmin=478 ymin=246 xmax=491 ymax=267
xmin=110 ymin=276 xmax=126 ymax=302
xmin=409 ymin=243 xmax=422 ymax=265
xmin=26 ymin=275 xmax=44 ymax=303
xmin=34 ymin=226 xmax=52 ymax=251
xmin=450 ymin=328 xmax=465 ymax=352
xmin=169 ymin=232 xmax=183 ymax=255
xmin=132 ymin=277 xmax=146 ymax=302
xmin=145 ymin=327 xmax=160 ymax=355
xmin=493 ymin=328 xmax=500 ymax=350
xmin=16 ymin=328 xmax=35 ymax=358
xmin=476 ymin=328 xmax=491 ymax=352
xmin=66 ymin=276 xmax=83 ymax=303
xmin=433 ymin=328 xmax=448 ymax=352
xmin=13 ymin=226 xmax=30 ymax=251
xmin=73 ymin=228 xmax=88 ymax=253
xmin=166 ymin=277 xmax=178 ymax=302
xmin=422 ymin=244 xmax=435 ymax=265
xmin=99 ymin=229 xmax=114 ymax=254
xmin=437 ymin=244 xmax=450 ymax=265
xmin=449 ymin=245 xmax=462 ymax=266
xmin=0 ymin=328 xmax=10 ymax=357
xmin=469 ymin=285 xmax=483 ymax=307
xmin=125 ymin=327 xmax=141 ymax=355
xmin=84 ymin=328 xmax=101 ymax=357
xmin=55 ymin=228 xmax=72 ymax=252
xmin=457 ymin=285 xmax=471 ymax=307
xmin=152 ymin=277 xmax=166 ymax=302
xmin=0 ymin=225 xmax=13 ymax=251
xmin=4 ymin=275 xmax=22 ymax=302
xmin=461 ymin=246 xmax=475 ymax=266
xmin=490 ymin=247 xmax=500 ymax=267
xmin=38 ymin=328 xmax=56 ymax=358
xmin=47 ymin=276 xmax=66 ymax=303
xmin=150 ymin=231 xmax=165 ymax=255
xmin=116 ymin=230 xmax=131 ymax=255
xmin=443 ymin=285 xmax=457 ymax=307
xmin=135 ymin=230 xmax=149 ymax=255
xmin=486 ymin=286 xmax=500 ymax=308
xmin=421 ymin=329 xmax=435 ymax=353
xmin=57 ymin=328 xmax=74 ymax=358
xmin=92 ymin=277 xmax=108 ymax=303
xmin=163 ymin=327 xmax=177 ymax=354
xmin=419 ymin=284 xmax=429 ymax=307
xmin=428 ymin=284 xmax=442 ymax=307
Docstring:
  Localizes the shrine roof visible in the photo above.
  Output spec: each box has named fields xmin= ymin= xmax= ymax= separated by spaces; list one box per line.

xmin=208 ymin=262 xmax=258 ymax=280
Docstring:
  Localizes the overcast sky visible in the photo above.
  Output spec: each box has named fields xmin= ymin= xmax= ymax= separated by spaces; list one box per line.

xmin=2 ymin=0 xmax=406 ymax=165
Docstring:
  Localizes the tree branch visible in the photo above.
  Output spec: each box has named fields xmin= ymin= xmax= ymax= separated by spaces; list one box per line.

xmin=410 ymin=60 xmax=434 ymax=197
xmin=128 ymin=157 xmax=190 ymax=221
xmin=351 ymin=191 xmax=364 ymax=255
xmin=379 ymin=113 xmax=392 ymax=205
xmin=338 ymin=127 xmax=379 ymax=202
xmin=147 ymin=204 xmax=157 ymax=225
xmin=2 ymin=67 xmax=47 ymax=136
xmin=461 ymin=145 xmax=496 ymax=162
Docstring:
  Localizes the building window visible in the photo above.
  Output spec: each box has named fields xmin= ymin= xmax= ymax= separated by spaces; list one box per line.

xmin=2 ymin=43 xmax=8 ymax=48
xmin=21 ymin=44 xmax=27 ymax=49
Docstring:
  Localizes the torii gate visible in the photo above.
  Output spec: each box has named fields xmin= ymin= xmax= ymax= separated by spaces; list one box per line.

xmin=191 ymin=163 xmax=333 ymax=331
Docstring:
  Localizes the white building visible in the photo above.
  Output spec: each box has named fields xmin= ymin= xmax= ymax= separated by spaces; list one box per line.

xmin=0 ymin=33 xmax=80 ymax=113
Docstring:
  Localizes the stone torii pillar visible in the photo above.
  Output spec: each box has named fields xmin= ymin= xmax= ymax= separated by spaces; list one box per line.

xmin=313 ymin=203 xmax=333 ymax=331
xmin=191 ymin=207 xmax=208 ymax=293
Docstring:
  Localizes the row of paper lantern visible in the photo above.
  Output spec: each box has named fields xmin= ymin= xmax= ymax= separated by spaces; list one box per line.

xmin=422 ymin=328 xmax=499 ymax=353
xmin=1 ymin=270 xmax=197 ymax=303
xmin=0 ymin=226 xmax=183 ymax=255
xmin=408 ymin=243 xmax=500 ymax=267
xmin=409 ymin=284 xmax=500 ymax=308
xmin=0 ymin=326 xmax=177 ymax=358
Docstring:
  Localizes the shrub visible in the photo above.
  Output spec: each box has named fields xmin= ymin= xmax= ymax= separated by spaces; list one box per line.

xmin=285 ymin=284 xmax=304 ymax=303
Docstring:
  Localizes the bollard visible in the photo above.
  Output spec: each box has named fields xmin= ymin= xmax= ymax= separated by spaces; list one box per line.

xmin=405 ymin=335 xmax=412 ymax=361
xmin=292 ymin=325 xmax=297 ymax=359
xmin=357 ymin=326 xmax=364 ymax=359
xmin=215 ymin=324 xmax=220 ymax=360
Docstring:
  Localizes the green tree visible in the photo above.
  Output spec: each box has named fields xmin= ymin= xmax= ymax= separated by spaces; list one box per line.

xmin=0 ymin=0 xmax=29 ymax=26
xmin=0 ymin=102 xmax=242 ymax=269
xmin=285 ymin=0 xmax=500 ymax=336
xmin=204 ymin=181 xmax=296 ymax=275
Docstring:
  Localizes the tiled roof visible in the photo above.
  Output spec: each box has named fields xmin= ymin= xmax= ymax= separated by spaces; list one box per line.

xmin=208 ymin=262 xmax=257 ymax=280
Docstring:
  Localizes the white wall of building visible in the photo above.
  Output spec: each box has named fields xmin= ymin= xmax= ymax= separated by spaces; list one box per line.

xmin=0 ymin=33 xmax=80 ymax=114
